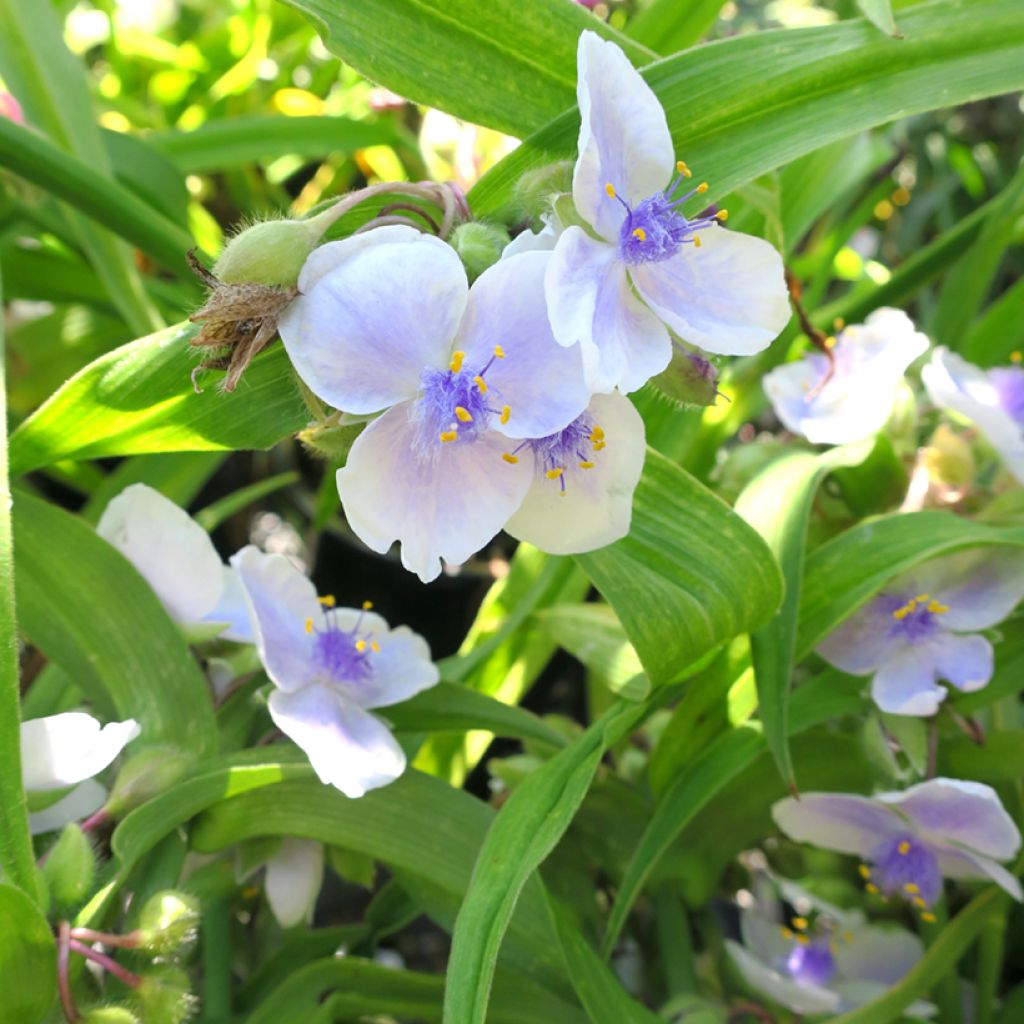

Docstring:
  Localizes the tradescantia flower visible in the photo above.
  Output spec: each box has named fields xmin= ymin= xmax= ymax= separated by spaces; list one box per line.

xmin=97 ymin=484 xmax=253 ymax=643
xmin=231 ymin=546 xmax=439 ymax=797
xmin=817 ymin=547 xmax=1024 ymax=716
xmin=773 ymin=778 xmax=1023 ymax=912
xmin=277 ymin=226 xmax=591 ymax=582
xmin=22 ymin=713 xmax=140 ymax=834
xmin=726 ymin=875 xmax=931 ymax=1017
xmin=922 ymin=348 xmax=1024 ymax=484
xmin=762 ymin=308 xmax=929 ymax=445
xmin=544 ymin=31 xmax=790 ymax=394
xmin=264 ymin=838 xmax=324 ymax=929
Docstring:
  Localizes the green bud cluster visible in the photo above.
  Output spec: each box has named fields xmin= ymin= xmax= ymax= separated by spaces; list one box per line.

xmin=41 ymin=824 xmax=96 ymax=910
xmin=448 ymin=221 xmax=510 ymax=281
xmin=135 ymin=890 xmax=201 ymax=958
xmin=131 ymin=965 xmax=195 ymax=1024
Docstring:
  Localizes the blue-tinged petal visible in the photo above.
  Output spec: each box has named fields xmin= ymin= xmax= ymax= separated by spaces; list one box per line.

xmin=773 ymin=793 xmax=905 ymax=857
xmin=725 ymin=940 xmax=841 ymax=1016
xmin=203 ymin=566 xmax=255 ymax=644
xmin=278 ymin=227 xmax=468 ymax=414
xmin=573 ymin=31 xmax=673 ymax=242
xmin=630 ymin=226 xmax=790 ymax=357
xmin=501 ymin=222 xmax=558 ymax=260
xmin=29 ymin=780 xmax=106 ymax=835
xmin=932 ymin=843 xmax=1022 ymax=900
xmin=21 ymin=713 xmax=140 ymax=791
xmin=831 ymin=981 xmax=935 ymax=1019
xmin=336 ymin=402 xmax=532 ymax=583
xmin=265 ymin=838 xmax=324 ymax=928
xmin=878 ymin=778 xmax=1021 ymax=861
xmin=456 ymin=251 xmax=590 ymax=439
xmin=505 ymin=392 xmax=645 ymax=554
xmin=231 ymin=546 xmax=320 ymax=693
xmin=97 ymin=483 xmax=225 ymax=624
xmin=267 ymin=684 xmax=405 ymax=798
xmin=930 ymin=633 xmax=992 ymax=693
xmin=816 ymin=595 xmax=908 ymax=675
xmin=910 ymin=548 xmax=1024 ymax=632
xmin=834 ymin=925 xmax=923 ymax=987
xmin=871 ymin=648 xmax=948 ymax=717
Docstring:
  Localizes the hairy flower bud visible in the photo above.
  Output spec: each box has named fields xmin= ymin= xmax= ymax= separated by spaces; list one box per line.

xmin=132 ymin=966 xmax=195 ymax=1024
xmin=105 ymin=746 xmax=192 ymax=816
xmin=42 ymin=824 xmax=96 ymax=909
xmin=648 ymin=345 xmax=719 ymax=408
xmin=81 ymin=1007 xmax=142 ymax=1024
xmin=297 ymin=419 xmax=365 ymax=461
xmin=511 ymin=161 xmax=573 ymax=219
xmin=213 ymin=216 xmax=330 ymax=288
xmin=136 ymin=891 xmax=201 ymax=958
xmin=449 ymin=221 xmax=510 ymax=281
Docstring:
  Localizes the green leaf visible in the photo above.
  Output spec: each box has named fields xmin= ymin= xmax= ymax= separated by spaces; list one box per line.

xmin=576 ymin=448 xmax=783 ymax=686
xmin=735 ymin=443 xmax=870 ymax=786
xmin=8 ymin=324 xmax=309 ymax=475
xmin=856 ymin=0 xmax=899 ymax=37
xmin=963 ymin=276 xmax=1024 ymax=366
xmin=626 ymin=0 xmax=726 ymax=54
xmin=0 ymin=884 xmax=56 ymax=1024
xmin=278 ymin=0 xmax=652 ymax=139
xmin=12 ymin=492 xmax=217 ymax=754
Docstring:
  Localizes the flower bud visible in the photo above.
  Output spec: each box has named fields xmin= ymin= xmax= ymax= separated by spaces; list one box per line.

xmin=512 ymin=161 xmax=573 ymax=218
xmin=41 ymin=824 xmax=96 ymax=909
xmin=924 ymin=423 xmax=975 ymax=488
xmin=81 ymin=1006 xmax=141 ymax=1024
xmin=106 ymin=746 xmax=192 ymax=816
xmin=136 ymin=890 xmax=200 ymax=958
xmin=132 ymin=965 xmax=195 ymax=1024
xmin=648 ymin=347 xmax=719 ymax=408
xmin=449 ymin=221 xmax=511 ymax=281
xmin=212 ymin=216 xmax=328 ymax=288
xmin=297 ymin=419 xmax=365 ymax=461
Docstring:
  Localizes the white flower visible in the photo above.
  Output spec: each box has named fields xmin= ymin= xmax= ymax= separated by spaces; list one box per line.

xmin=265 ymin=838 xmax=324 ymax=928
xmin=97 ymin=484 xmax=254 ymax=643
xmin=544 ymin=31 xmax=790 ymax=394
xmin=762 ymin=308 xmax=929 ymax=445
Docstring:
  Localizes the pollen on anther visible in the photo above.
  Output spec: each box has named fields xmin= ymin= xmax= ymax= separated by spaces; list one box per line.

xmin=355 ymin=640 xmax=367 ymax=652
xmin=865 ymin=883 xmax=880 ymax=894
xmin=693 ymin=236 xmax=703 ymax=248
xmin=715 ymin=209 xmax=729 ymax=222
xmin=927 ymin=599 xmax=949 ymax=614
xmin=362 ymin=600 xmax=374 ymax=610
xmin=791 ymin=917 xmax=808 ymax=931
xmin=370 ymin=640 xmax=380 ymax=653
xmin=592 ymin=440 xmax=606 ymax=451
xmin=494 ymin=344 xmax=505 ymax=359
xmin=545 ymin=467 xmax=564 ymax=480
xmin=502 ymin=453 xmax=519 ymax=464
xmin=579 ymin=461 xmax=595 ymax=469
xmin=904 ymin=883 xmax=920 ymax=895
xmin=897 ymin=841 xmax=911 ymax=856
xmin=304 ymin=617 xmax=314 ymax=634
xmin=449 ymin=350 xmax=465 ymax=373
xmin=677 ymin=160 xmax=692 ymax=178
xmin=632 ymin=227 xmax=647 ymax=241
xmin=500 ymin=405 xmax=511 ymax=424
xmin=858 ymin=864 xmax=872 ymax=879
xmin=455 ymin=406 xmax=473 ymax=423
xmin=439 ymin=430 xmax=458 ymax=443
xmin=604 ymin=183 xmax=616 ymax=198
xmin=921 ymin=912 xmax=937 ymax=923
xmin=697 ymin=182 xmax=709 ymax=193
xmin=473 ymin=375 xmax=488 ymax=393
xmin=318 ymin=594 xmax=336 ymax=607
xmin=591 ymin=425 xmax=605 ymax=441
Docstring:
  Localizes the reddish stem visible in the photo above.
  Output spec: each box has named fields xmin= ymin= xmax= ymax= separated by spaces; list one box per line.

xmin=79 ymin=807 xmax=110 ymax=834
xmin=57 ymin=922 xmax=80 ymax=1023
xmin=69 ymin=927 xmax=140 ymax=950
xmin=68 ymin=939 xmax=142 ymax=989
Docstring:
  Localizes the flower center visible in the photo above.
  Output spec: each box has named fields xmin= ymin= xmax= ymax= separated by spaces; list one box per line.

xmin=502 ymin=412 xmax=605 ymax=492
xmin=886 ymin=592 xmax=949 ymax=643
xmin=605 ymin=162 xmax=727 ymax=266
xmin=989 ymin=366 xmax=1024 ymax=426
xmin=304 ymin=598 xmax=379 ymax=685
xmin=861 ymin=834 xmax=942 ymax=917
xmin=785 ymin=941 xmax=836 ymax=988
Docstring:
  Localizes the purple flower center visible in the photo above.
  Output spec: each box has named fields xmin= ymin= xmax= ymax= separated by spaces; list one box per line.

xmin=785 ymin=942 xmax=836 ymax=988
xmin=307 ymin=605 xmax=376 ymax=685
xmin=867 ymin=834 xmax=942 ymax=907
xmin=882 ymin=591 xmax=948 ymax=644
xmin=989 ymin=367 xmax=1024 ymax=426
xmin=507 ymin=412 xmax=603 ymax=492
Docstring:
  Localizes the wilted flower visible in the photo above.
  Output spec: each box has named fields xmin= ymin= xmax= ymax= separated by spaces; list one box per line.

xmin=278 ymin=226 xmax=591 ymax=582
xmin=97 ymin=484 xmax=253 ymax=644
xmin=726 ymin=875 xmax=931 ymax=1017
xmin=545 ymin=31 xmax=790 ymax=393
xmin=264 ymin=838 xmax=324 ymax=928
xmin=922 ymin=348 xmax=1024 ymax=484
xmin=231 ymin=546 xmax=439 ymax=797
xmin=22 ymin=712 xmax=139 ymax=834
xmin=773 ymin=777 xmax=1022 ymax=910
xmin=763 ymin=308 xmax=929 ymax=444
xmin=817 ymin=547 xmax=1024 ymax=716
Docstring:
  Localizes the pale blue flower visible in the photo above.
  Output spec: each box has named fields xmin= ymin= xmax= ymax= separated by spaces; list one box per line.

xmin=545 ymin=31 xmax=790 ymax=394
xmin=818 ymin=548 xmax=1024 ymax=716
xmin=231 ymin=546 xmax=439 ymax=798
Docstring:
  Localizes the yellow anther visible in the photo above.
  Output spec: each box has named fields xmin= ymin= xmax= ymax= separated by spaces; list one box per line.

xmin=362 ymin=600 xmax=373 ymax=610
xmin=449 ymin=350 xmax=465 ymax=373
xmin=792 ymin=917 xmax=808 ymax=931
xmin=904 ymin=883 xmax=920 ymax=894
xmin=440 ymin=430 xmax=458 ymax=443
xmin=632 ymin=227 xmax=647 ymax=241
xmin=455 ymin=406 xmax=473 ymax=423
xmin=579 ymin=461 xmax=595 ymax=469
xmin=500 ymin=405 xmax=511 ymax=424
xmin=834 ymin=317 xmax=846 ymax=331
xmin=370 ymin=640 xmax=380 ymax=653
xmin=915 ymin=593 xmax=930 ymax=603
xmin=824 ymin=335 xmax=837 ymax=349
xmin=865 ymin=883 xmax=880 ymax=894
xmin=913 ymin=896 xmax=928 ymax=909
xmin=304 ymin=618 xmax=314 ymax=634
xmin=494 ymin=344 xmax=505 ymax=359
xmin=779 ymin=927 xmax=793 ymax=940
xmin=927 ymin=599 xmax=949 ymax=614
xmin=592 ymin=440 xmax=606 ymax=451
xmin=677 ymin=160 xmax=692 ymax=177
xmin=545 ymin=467 xmax=565 ymax=480
xmin=892 ymin=598 xmax=917 ymax=621
xmin=696 ymin=182 xmax=709 ymax=193
xmin=1012 ymin=351 xmax=1022 ymax=364
xmin=502 ymin=453 xmax=519 ymax=465
xmin=858 ymin=864 xmax=872 ymax=879
xmin=473 ymin=375 xmax=488 ymax=393
xmin=715 ymin=209 xmax=729 ymax=222
xmin=898 ymin=841 xmax=911 ymax=856
xmin=693 ymin=235 xmax=702 ymax=248
xmin=921 ymin=911 xmax=937 ymax=923
xmin=794 ymin=933 xmax=809 ymax=946
xmin=892 ymin=186 xmax=912 ymax=207
xmin=318 ymin=594 xmax=336 ymax=607
xmin=842 ymin=930 xmax=854 ymax=944
xmin=591 ymin=426 xmax=605 ymax=441
xmin=604 ymin=183 xmax=616 ymax=198
xmin=355 ymin=640 xmax=367 ymax=652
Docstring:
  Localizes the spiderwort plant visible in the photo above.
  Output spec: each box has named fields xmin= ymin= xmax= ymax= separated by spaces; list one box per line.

xmin=763 ymin=308 xmax=929 ymax=445
xmin=544 ymin=31 xmax=791 ymax=394
xmin=773 ymin=778 xmax=1023 ymax=915
xmin=231 ymin=546 xmax=439 ymax=797
xmin=817 ymin=547 xmax=1024 ymax=716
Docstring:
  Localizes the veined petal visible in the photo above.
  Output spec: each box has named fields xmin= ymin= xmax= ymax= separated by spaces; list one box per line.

xmin=279 ymin=227 xmax=468 ymax=414
xmin=871 ymin=649 xmax=948 ymax=717
xmin=816 ymin=595 xmax=908 ymax=675
xmin=268 ymin=685 xmax=406 ymax=798
xmin=29 ymin=780 xmax=106 ymax=835
xmin=203 ymin=566 xmax=255 ymax=644
xmin=573 ymin=31 xmax=674 ymax=242
xmin=336 ymin=402 xmax=532 ymax=583
xmin=97 ymin=484 xmax=224 ymax=624
xmin=21 ymin=713 xmax=140 ymax=791
xmin=772 ymin=792 xmax=905 ymax=857
xmin=230 ymin=546 xmax=320 ymax=693
xmin=631 ymin=226 xmax=790 ymax=357
xmin=910 ymin=548 xmax=1024 ymax=631
xmin=456 ymin=251 xmax=590 ymax=439
xmin=725 ymin=940 xmax=840 ymax=1016
xmin=265 ymin=838 xmax=324 ymax=928
xmin=505 ymin=392 xmax=645 ymax=554
xmin=834 ymin=925 xmax=923 ymax=987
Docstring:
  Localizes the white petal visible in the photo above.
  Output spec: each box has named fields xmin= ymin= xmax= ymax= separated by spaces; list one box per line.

xmin=265 ymin=838 xmax=324 ymax=928
xmin=772 ymin=793 xmax=905 ymax=857
xmin=21 ymin=713 xmax=140 ymax=790
xmin=816 ymin=595 xmax=909 ymax=675
xmin=929 ymin=633 xmax=992 ymax=693
xmin=871 ymin=649 xmax=947 ymax=717
xmin=932 ymin=843 xmax=1022 ymax=900
xmin=29 ymin=780 xmax=106 ymax=835
xmin=725 ymin=940 xmax=840 ymax=1015
xmin=505 ymin=392 xmax=645 ymax=554
xmin=501 ymin=222 xmax=558 ymax=259
xmin=336 ymin=402 xmax=532 ymax=583
xmin=573 ymin=31 xmax=674 ymax=241
xmin=631 ymin=227 xmax=790 ymax=357
xmin=97 ymin=484 xmax=224 ymax=624
xmin=834 ymin=924 xmax=923 ymax=986
xmin=268 ymin=685 xmax=406 ymax=798
xmin=912 ymin=548 xmax=1024 ymax=632
xmin=230 ymin=546 xmax=320 ymax=693
xmin=203 ymin=566 xmax=256 ymax=644
xmin=278 ymin=227 xmax=468 ymax=414
xmin=456 ymin=251 xmax=591 ymax=439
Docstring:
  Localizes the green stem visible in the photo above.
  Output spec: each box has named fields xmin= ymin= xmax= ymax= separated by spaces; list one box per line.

xmin=921 ymin=898 xmax=962 ymax=1024
xmin=653 ymin=883 xmax=697 ymax=998
xmin=0 ymin=261 xmax=39 ymax=898
xmin=974 ymin=908 xmax=1006 ymax=1024
xmin=201 ymin=898 xmax=232 ymax=1021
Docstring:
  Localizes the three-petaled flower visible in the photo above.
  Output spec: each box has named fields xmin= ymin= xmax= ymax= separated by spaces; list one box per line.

xmin=544 ymin=31 xmax=790 ymax=393
xmin=817 ymin=548 xmax=1024 ymax=716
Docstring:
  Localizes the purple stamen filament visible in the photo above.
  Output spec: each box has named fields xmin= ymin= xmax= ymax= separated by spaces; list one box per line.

xmin=305 ymin=598 xmax=379 ymax=684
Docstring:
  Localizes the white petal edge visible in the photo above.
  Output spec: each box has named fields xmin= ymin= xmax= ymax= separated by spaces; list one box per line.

xmin=29 ymin=780 xmax=107 ymax=835
xmin=21 ymin=713 xmax=140 ymax=791
xmin=265 ymin=838 xmax=324 ymax=928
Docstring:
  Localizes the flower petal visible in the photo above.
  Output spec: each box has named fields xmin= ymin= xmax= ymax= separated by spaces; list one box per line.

xmin=268 ymin=685 xmax=406 ymax=798
xmin=456 ymin=251 xmax=591 ymax=439
xmin=278 ymin=227 xmax=468 ymax=414
xmin=29 ymin=780 xmax=106 ymax=835
xmin=230 ymin=546 xmax=319 ymax=693
xmin=573 ymin=31 xmax=673 ymax=242
xmin=929 ymin=633 xmax=992 ymax=693
xmin=871 ymin=648 xmax=948 ymax=717
xmin=501 ymin=222 xmax=558 ymax=259
xmin=910 ymin=548 xmax=1024 ymax=631
xmin=834 ymin=924 xmax=923 ymax=986
xmin=97 ymin=484 xmax=224 ymax=624
xmin=265 ymin=838 xmax=324 ymax=928
xmin=336 ymin=402 xmax=532 ymax=583
xmin=21 ymin=713 xmax=140 ymax=790
xmin=816 ymin=595 xmax=908 ymax=675
xmin=505 ymin=392 xmax=645 ymax=554
xmin=772 ymin=792 xmax=905 ymax=857
xmin=931 ymin=843 xmax=1023 ymax=900
xmin=630 ymin=226 xmax=790 ymax=357
xmin=203 ymin=566 xmax=255 ymax=644
xmin=725 ymin=940 xmax=840 ymax=1015
xmin=878 ymin=778 xmax=1021 ymax=861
